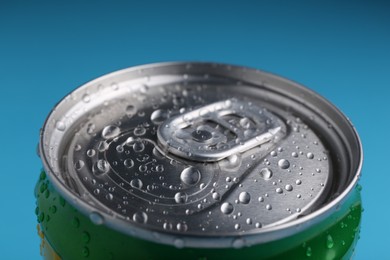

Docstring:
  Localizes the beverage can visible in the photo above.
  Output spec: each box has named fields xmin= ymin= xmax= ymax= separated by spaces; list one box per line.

xmin=35 ymin=62 xmax=363 ymax=259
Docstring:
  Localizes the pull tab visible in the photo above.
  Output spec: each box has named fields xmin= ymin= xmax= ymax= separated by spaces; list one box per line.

xmin=157 ymin=99 xmax=286 ymax=162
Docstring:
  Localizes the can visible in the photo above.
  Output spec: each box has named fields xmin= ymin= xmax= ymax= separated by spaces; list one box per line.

xmin=35 ymin=62 xmax=363 ymax=259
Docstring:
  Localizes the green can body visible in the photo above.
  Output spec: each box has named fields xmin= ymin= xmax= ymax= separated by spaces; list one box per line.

xmin=35 ymin=170 xmax=362 ymax=260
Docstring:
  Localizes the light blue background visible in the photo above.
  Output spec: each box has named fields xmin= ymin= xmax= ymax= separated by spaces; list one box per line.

xmin=0 ymin=1 xmax=388 ymax=259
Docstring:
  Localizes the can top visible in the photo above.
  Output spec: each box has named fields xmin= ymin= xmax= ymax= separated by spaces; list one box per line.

xmin=40 ymin=62 xmax=362 ymax=248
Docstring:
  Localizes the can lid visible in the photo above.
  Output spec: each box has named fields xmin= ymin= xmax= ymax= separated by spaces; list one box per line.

xmin=40 ymin=62 xmax=362 ymax=248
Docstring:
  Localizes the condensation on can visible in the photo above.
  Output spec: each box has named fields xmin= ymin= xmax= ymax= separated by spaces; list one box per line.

xmin=36 ymin=62 xmax=363 ymax=259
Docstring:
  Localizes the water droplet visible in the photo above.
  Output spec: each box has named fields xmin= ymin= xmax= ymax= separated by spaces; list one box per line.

xmin=246 ymin=218 xmax=252 ymax=225
xmin=224 ymin=99 xmax=232 ymax=107
xmin=163 ymin=222 xmax=173 ymax=230
xmin=240 ymin=118 xmax=251 ymax=129
xmin=258 ymin=196 xmax=264 ymax=202
xmin=97 ymin=141 xmax=109 ymax=152
xmin=212 ymin=192 xmax=221 ymax=201
xmin=278 ymin=159 xmax=290 ymax=169
xmin=138 ymin=111 xmax=145 ymax=117
xmin=156 ymin=165 xmax=164 ymax=172
xmin=123 ymin=158 xmax=134 ymax=168
xmin=89 ymin=212 xmax=104 ymax=225
xmin=92 ymin=159 xmax=110 ymax=175
xmin=173 ymin=95 xmax=185 ymax=106
xmin=56 ymin=121 xmax=66 ymax=131
xmin=87 ymin=149 xmax=96 ymax=157
xmin=239 ymin=192 xmax=251 ymax=204
xmin=266 ymin=204 xmax=272 ymax=210
xmin=59 ymin=197 xmax=66 ymax=207
xmin=180 ymin=166 xmax=200 ymax=186
xmin=116 ymin=145 xmax=124 ymax=153
xmin=285 ymin=184 xmax=293 ymax=191
xmin=82 ymin=231 xmax=90 ymax=243
xmin=227 ymin=154 xmax=241 ymax=168
xmin=326 ymin=234 xmax=334 ymax=249
xmin=37 ymin=212 xmax=45 ymax=223
xmin=133 ymin=211 xmax=148 ymax=224
xmin=296 ymin=179 xmax=302 ymax=185
xmin=306 ymin=246 xmax=312 ymax=257
xmin=74 ymin=144 xmax=82 ymax=152
xmin=49 ymin=206 xmax=57 ymax=214
xmin=130 ymin=179 xmax=143 ymax=189
xmin=177 ymin=222 xmax=188 ymax=232
xmin=139 ymin=165 xmax=147 ymax=172
xmin=102 ymin=125 xmax=120 ymax=139
xmin=126 ymin=105 xmax=137 ymax=118
xmin=221 ymin=202 xmax=234 ymax=214
xmin=106 ymin=193 xmax=113 ymax=200
xmin=111 ymin=82 xmax=119 ymax=90
xmin=234 ymin=223 xmax=241 ymax=230
xmin=292 ymin=152 xmax=298 ymax=158
xmin=270 ymin=151 xmax=277 ymax=157
xmin=134 ymin=126 xmax=146 ymax=136
xmin=74 ymin=160 xmax=85 ymax=170
xmin=151 ymin=109 xmax=169 ymax=125
xmin=86 ymin=123 xmax=95 ymax=135
xmin=72 ymin=217 xmax=80 ymax=228
xmin=82 ymin=94 xmax=90 ymax=103
xmin=259 ymin=168 xmax=273 ymax=180
xmin=133 ymin=141 xmax=145 ymax=152
xmin=276 ymin=188 xmax=283 ymax=194
xmin=82 ymin=247 xmax=89 ymax=257
xmin=174 ymin=192 xmax=188 ymax=204
xmin=306 ymin=152 xmax=314 ymax=159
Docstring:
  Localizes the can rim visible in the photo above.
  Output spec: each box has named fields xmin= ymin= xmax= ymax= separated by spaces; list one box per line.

xmin=39 ymin=61 xmax=363 ymax=248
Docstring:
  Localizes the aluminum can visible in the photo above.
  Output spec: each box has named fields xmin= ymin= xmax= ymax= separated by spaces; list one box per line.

xmin=35 ymin=62 xmax=363 ymax=259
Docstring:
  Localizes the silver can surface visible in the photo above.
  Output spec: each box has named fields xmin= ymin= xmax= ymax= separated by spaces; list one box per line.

xmin=37 ymin=62 xmax=362 ymax=259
